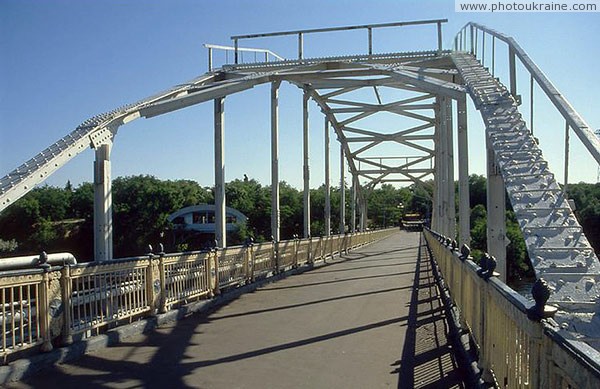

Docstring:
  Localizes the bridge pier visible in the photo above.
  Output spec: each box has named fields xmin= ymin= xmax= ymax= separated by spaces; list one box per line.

xmin=271 ymin=82 xmax=280 ymax=242
xmin=214 ymin=97 xmax=226 ymax=248
xmin=486 ymin=138 xmax=507 ymax=281
xmin=94 ymin=142 xmax=113 ymax=261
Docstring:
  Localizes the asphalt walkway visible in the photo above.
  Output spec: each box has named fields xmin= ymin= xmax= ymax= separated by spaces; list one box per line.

xmin=9 ymin=231 xmax=464 ymax=388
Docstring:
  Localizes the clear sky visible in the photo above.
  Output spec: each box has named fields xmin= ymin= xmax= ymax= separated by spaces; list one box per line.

xmin=1 ymin=0 xmax=599 ymax=191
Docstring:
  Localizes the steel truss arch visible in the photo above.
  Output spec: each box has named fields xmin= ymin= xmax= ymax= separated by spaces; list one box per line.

xmin=0 ymin=54 xmax=462 ymax=213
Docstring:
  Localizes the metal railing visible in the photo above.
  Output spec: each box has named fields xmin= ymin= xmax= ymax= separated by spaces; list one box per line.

xmin=228 ymin=19 xmax=447 ymax=65
xmin=424 ymin=228 xmax=600 ymax=388
xmin=0 ymin=228 xmax=395 ymax=362
xmin=0 ymin=270 xmax=47 ymax=360
xmin=203 ymin=44 xmax=284 ymax=71
xmin=454 ymin=22 xmax=600 ymax=186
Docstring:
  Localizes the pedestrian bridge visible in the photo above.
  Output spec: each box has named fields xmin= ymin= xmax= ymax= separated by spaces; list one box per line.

xmin=1 ymin=19 xmax=600 ymax=387
xmin=1 ymin=230 xmax=599 ymax=387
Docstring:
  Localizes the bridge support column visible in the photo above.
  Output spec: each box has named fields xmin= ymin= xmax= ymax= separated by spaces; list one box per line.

xmin=271 ymin=82 xmax=280 ymax=242
xmin=214 ymin=97 xmax=226 ymax=248
xmin=444 ymin=97 xmax=456 ymax=238
xmin=351 ymin=174 xmax=357 ymax=233
xmin=487 ymin=138 xmax=507 ymax=282
xmin=457 ymin=95 xmax=471 ymax=247
xmin=340 ymin=144 xmax=345 ymax=234
xmin=432 ymin=98 xmax=442 ymax=233
xmin=303 ymin=89 xmax=311 ymax=238
xmin=324 ymin=117 xmax=331 ymax=237
xmin=94 ymin=142 xmax=113 ymax=261
xmin=435 ymin=96 xmax=454 ymax=236
xmin=360 ymin=197 xmax=367 ymax=232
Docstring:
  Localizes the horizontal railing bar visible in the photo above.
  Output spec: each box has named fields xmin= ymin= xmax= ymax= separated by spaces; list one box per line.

xmin=231 ymin=19 xmax=448 ymax=40
xmin=459 ymin=22 xmax=600 ymax=165
xmin=203 ymin=43 xmax=285 ymax=60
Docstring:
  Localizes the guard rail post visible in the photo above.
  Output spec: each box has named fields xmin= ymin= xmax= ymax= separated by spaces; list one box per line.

xmin=39 ymin=265 xmax=53 ymax=352
xmin=60 ymin=264 xmax=73 ymax=344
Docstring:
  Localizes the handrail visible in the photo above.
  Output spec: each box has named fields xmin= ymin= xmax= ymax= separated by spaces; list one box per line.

xmin=231 ymin=19 xmax=448 ymax=39
xmin=424 ymin=228 xmax=600 ymax=387
xmin=230 ymin=19 xmax=448 ymax=64
xmin=454 ymin=22 xmax=600 ymax=167
xmin=203 ymin=43 xmax=284 ymax=71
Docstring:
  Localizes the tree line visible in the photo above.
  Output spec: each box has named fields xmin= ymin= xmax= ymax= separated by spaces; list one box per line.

xmin=0 ymin=174 xmax=598 ymax=284
xmin=0 ymin=175 xmax=428 ymax=260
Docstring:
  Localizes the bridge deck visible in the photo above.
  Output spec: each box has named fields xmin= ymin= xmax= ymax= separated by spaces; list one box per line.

xmin=10 ymin=232 xmax=464 ymax=388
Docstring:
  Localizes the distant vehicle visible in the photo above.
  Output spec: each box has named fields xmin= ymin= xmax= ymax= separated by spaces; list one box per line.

xmin=401 ymin=213 xmax=424 ymax=231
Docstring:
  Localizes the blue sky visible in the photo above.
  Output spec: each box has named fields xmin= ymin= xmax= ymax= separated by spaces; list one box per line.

xmin=1 ymin=0 xmax=599 ymax=191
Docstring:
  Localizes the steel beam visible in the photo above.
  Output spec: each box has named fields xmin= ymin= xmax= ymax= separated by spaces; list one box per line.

xmin=351 ymin=174 xmax=357 ymax=233
xmin=271 ymin=82 xmax=280 ymax=242
xmin=486 ymin=139 xmax=507 ymax=282
xmin=509 ymin=47 xmax=517 ymax=100
xmin=466 ymin=23 xmax=600 ymax=165
xmin=444 ymin=97 xmax=455 ymax=238
xmin=564 ymin=122 xmax=570 ymax=195
xmin=94 ymin=142 xmax=113 ymax=261
xmin=432 ymin=98 xmax=442 ymax=233
xmin=214 ymin=98 xmax=226 ymax=248
xmin=303 ymin=89 xmax=311 ymax=238
xmin=141 ymin=77 xmax=268 ymax=119
xmin=324 ymin=117 xmax=331 ymax=237
xmin=340 ymin=144 xmax=346 ymax=234
xmin=360 ymin=198 xmax=367 ymax=232
xmin=457 ymin=95 xmax=470 ymax=246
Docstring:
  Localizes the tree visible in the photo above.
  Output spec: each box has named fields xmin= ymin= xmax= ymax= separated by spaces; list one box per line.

xmin=112 ymin=176 xmax=213 ymax=257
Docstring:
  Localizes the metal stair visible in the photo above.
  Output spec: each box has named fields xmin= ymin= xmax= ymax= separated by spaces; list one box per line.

xmin=452 ymin=52 xmax=600 ymax=311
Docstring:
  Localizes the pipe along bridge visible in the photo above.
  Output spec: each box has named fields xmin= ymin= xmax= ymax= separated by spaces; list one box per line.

xmin=1 ymin=20 xmax=600 ymax=387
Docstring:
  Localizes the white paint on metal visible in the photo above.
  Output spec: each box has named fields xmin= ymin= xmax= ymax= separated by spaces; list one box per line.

xmin=457 ymin=95 xmax=471 ymax=246
xmin=324 ymin=117 xmax=331 ymax=237
xmin=340 ymin=145 xmax=345 ymax=234
xmin=303 ymin=89 xmax=311 ymax=238
xmin=452 ymin=52 xmax=600 ymax=309
xmin=271 ymin=82 xmax=280 ymax=242
xmin=214 ymin=98 xmax=226 ymax=248
xmin=94 ymin=142 xmax=113 ymax=261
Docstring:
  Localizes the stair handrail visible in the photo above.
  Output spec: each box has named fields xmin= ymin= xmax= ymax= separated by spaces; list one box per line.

xmin=454 ymin=22 xmax=600 ymax=166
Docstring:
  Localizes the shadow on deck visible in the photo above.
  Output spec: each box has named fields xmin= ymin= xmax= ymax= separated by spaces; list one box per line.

xmin=393 ymin=236 xmax=464 ymax=389
xmin=7 ymin=232 xmax=465 ymax=388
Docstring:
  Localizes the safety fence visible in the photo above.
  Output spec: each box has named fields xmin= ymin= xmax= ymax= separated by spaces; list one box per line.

xmin=424 ymin=228 xmax=600 ymax=388
xmin=0 ymin=228 xmax=396 ymax=362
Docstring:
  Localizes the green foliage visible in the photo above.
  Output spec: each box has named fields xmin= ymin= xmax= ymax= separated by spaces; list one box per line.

xmin=0 ymin=239 xmax=18 ymax=254
xmin=3 ymin=174 xmax=597 ymax=274
xmin=468 ymin=176 xmax=535 ymax=282
xmin=468 ymin=174 xmax=487 ymax=209
xmin=112 ymin=176 xmax=213 ymax=256
xmin=567 ymin=183 xmax=600 ymax=254
xmin=470 ymin=204 xmax=487 ymax=254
